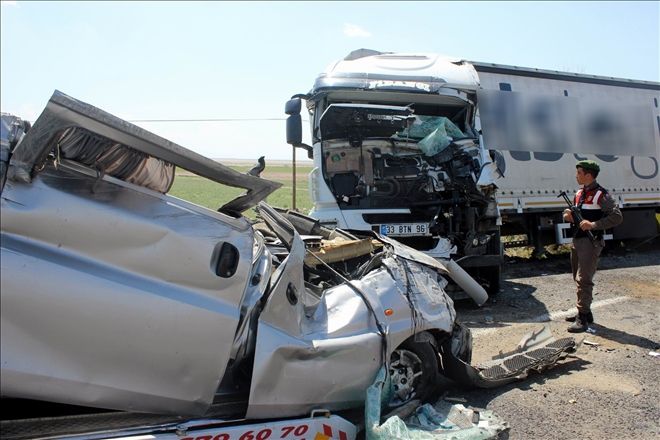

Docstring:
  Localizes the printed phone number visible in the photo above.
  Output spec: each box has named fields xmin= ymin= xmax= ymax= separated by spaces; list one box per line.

xmin=181 ymin=424 xmax=309 ymax=440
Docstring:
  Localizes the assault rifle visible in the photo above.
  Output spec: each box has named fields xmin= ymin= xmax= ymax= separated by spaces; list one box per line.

xmin=558 ymin=191 xmax=596 ymax=243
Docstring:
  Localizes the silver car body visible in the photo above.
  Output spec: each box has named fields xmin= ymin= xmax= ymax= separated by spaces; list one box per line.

xmin=247 ymin=230 xmax=455 ymax=418
xmin=1 ymin=92 xmax=458 ymax=418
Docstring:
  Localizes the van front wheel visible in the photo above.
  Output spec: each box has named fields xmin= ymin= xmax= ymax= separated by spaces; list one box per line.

xmin=389 ymin=333 xmax=440 ymax=405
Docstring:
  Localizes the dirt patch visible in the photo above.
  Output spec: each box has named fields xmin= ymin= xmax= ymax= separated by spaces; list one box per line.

xmin=605 ymin=280 xmax=660 ymax=299
xmin=551 ymin=367 xmax=642 ymax=395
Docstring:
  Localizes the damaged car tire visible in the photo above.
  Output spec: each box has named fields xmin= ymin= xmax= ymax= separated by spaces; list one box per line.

xmin=389 ymin=332 xmax=440 ymax=405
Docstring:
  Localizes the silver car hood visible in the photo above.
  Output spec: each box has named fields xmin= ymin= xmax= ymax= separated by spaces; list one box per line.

xmin=7 ymin=91 xmax=281 ymax=213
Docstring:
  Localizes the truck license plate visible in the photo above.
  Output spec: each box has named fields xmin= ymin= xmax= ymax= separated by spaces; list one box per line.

xmin=380 ymin=223 xmax=429 ymax=236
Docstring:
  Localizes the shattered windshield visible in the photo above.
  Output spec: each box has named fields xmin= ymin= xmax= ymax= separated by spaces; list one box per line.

xmin=396 ymin=116 xmax=466 ymax=140
xmin=394 ymin=116 xmax=470 ymax=156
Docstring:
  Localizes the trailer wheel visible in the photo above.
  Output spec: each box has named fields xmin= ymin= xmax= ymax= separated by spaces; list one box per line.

xmin=389 ymin=333 xmax=440 ymax=405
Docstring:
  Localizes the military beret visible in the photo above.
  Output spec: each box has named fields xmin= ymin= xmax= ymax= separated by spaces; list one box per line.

xmin=576 ymin=160 xmax=600 ymax=173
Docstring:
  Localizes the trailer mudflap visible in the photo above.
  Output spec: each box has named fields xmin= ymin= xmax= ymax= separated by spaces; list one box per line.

xmin=441 ymin=326 xmax=578 ymax=388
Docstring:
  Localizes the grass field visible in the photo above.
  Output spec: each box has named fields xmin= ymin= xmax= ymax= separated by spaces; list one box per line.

xmin=169 ymin=164 xmax=314 ymax=217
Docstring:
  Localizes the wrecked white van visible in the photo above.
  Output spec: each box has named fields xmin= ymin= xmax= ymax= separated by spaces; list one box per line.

xmin=0 ymin=93 xmax=575 ymax=428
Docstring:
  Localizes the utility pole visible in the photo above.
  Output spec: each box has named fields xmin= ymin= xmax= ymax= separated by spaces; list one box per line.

xmin=292 ymin=146 xmax=296 ymax=210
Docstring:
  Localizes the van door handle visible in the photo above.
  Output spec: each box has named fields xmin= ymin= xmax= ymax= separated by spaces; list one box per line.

xmin=213 ymin=242 xmax=239 ymax=278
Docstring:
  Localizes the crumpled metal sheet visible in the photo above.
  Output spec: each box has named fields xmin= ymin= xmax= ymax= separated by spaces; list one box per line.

xmin=377 ymin=234 xmax=449 ymax=274
xmin=382 ymin=256 xmax=454 ymax=335
xmin=7 ymin=91 xmax=280 ymax=212
xmin=246 ymin=232 xmax=457 ymax=418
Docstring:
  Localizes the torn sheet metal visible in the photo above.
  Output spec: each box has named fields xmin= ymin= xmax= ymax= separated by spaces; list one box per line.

xmin=377 ymin=234 xmax=449 ymax=274
xmin=8 ymin=91 xmax=281 ymax=212
xmin=378 ymin=235 xmax=488 ymax=306
xmin=246 ymin=230 xmax=456 ymax=418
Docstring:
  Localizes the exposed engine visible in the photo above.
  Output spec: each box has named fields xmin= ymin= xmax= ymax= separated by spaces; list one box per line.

xmin=323 ymin=138 xmax=497 ymax=255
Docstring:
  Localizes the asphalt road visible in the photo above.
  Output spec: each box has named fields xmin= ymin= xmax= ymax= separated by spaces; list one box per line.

xmin=447 ymin=243 xmax=660 ymax=440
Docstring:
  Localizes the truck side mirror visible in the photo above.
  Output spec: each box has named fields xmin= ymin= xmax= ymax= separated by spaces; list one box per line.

xmin=285 ymin=97 xmax=302 ymax=115
xmin=286 ymin=114 xmax=303 ymax=145
xmin=285 ymin=98 xmax=302 ymax=145
xmin=285 ymin=97 xmax=312 ymax=158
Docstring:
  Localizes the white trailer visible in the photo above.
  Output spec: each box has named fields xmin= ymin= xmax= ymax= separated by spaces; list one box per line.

xmin=473 ymin=62 xmax=660 ymax=250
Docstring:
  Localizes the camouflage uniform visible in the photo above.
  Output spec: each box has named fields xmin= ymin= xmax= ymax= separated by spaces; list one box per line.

xmin=569 ymin=180 xmax=622 ymax=325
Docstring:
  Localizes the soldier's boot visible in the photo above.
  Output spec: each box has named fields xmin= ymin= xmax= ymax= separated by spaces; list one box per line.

xmin=567 ymin=313 xmax=590 ymax=333
xmin=565 ymin=311 xmax=594 ymax=324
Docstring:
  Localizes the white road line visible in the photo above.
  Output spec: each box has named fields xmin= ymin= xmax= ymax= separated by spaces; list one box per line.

xmin=471 ymin=296 xmax=631 ymax=337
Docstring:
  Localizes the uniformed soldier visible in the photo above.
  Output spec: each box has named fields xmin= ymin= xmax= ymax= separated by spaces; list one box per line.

xmin=562 ymin=160 xmax=623 ymax=333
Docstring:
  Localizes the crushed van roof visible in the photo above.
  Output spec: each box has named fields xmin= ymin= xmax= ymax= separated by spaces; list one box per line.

xmin=7 ymin=91 xmax=281 ymax=213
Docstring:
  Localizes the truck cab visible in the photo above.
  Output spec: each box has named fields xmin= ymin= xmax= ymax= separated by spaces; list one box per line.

xmin=286 ymin=50 xmax=503 ymax=293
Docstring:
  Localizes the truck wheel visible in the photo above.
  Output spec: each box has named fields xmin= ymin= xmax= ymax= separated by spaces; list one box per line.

xmin=485 ymin=229 xmax=502 ymax=295
xmin=484 ymin=265 xmax=501 ymax=295
xmin=389 ymin=333 xmax=440 ymax=405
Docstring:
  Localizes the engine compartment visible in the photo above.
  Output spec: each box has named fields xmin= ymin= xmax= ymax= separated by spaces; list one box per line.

xmin=322 ymin=137 xmax=497 ymax=255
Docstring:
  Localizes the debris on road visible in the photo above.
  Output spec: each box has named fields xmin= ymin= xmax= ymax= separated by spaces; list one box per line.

xmin=443 ymin=326 xmax=578 ymax=389
xmin=366 ymin=325 xmax=578 ymax=439
xmin=366 ymin=368 xmax=509 ymax=439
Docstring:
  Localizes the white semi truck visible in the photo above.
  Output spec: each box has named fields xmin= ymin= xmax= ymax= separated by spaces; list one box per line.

xmin=285 ymin=49 xmax=660 ymax=293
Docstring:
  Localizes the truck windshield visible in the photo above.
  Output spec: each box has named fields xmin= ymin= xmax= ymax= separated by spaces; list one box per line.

xmin=396 ymin=115 xmax=466 ymax=139
xmin=394 ymin=116 xmax=472 ymax=156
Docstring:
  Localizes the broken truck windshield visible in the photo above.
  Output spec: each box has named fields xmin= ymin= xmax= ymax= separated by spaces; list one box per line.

xmin=318 ymin=104 xmax=476 ymax=152
xmin=394 ymin=115 xmax=471 ymax=156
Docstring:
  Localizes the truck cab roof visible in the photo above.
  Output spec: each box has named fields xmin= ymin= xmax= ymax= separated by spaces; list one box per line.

xmin=312 ymin=51 xmax=480 ymax=96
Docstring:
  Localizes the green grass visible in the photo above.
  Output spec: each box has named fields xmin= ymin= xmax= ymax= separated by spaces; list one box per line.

xmin=169 ymin=165 xmax=314 ymax=217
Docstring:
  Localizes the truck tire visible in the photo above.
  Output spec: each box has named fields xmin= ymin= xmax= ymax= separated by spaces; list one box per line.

xmin=483 ymin=265 xmax=501 ymax=295
xmin=389 ymin=332 xmax=440 ymax=405
xmin=485 ymin=230 xmax=503 ymax=295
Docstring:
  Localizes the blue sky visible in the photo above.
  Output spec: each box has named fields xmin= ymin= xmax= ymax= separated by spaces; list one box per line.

xmin=1 ymin=1 xmax=658 ymax=161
